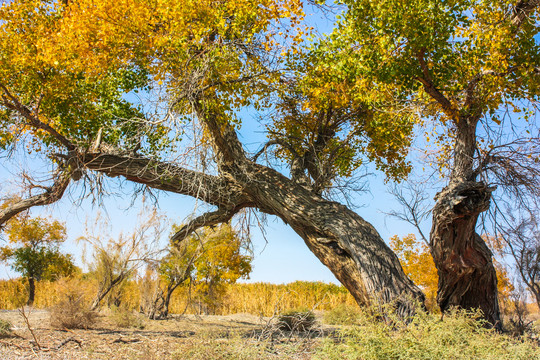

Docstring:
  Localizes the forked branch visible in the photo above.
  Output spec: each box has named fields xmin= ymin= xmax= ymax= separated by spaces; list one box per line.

xmin=0 ymin=170 xmax=71 ymax=229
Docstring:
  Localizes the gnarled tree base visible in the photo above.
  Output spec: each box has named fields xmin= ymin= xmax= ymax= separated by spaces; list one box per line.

xmin=431 ymin=180 xmax=500 ymax=327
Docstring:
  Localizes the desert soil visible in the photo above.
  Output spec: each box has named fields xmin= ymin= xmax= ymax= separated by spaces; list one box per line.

xmin=0 ymin=309 xmax=331 ymax=359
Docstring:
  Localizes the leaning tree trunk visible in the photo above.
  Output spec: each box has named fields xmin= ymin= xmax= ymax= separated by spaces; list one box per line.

xmin=189 ymin=105 xmax=427 ymax=316
xmin=240 ymin=163 xmax=425 ymax=316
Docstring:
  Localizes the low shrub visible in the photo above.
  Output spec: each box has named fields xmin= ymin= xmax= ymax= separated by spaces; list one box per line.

xmin=0 ymin=319 xmax=12 ymax=338
xmin=50 ymin=294 xmax=96 ymax=329
xmin=323 ymin=304 xmax=361 ymax=325
xmin=49 ymin=278 xmax=96 ymax=329
xmin=278 ymin=309 xmax=316 ymax=332
xmin=315 ymin=309 xmax=540 ymax=360
xmin=110 ymin=306 xmax=145 ymax=329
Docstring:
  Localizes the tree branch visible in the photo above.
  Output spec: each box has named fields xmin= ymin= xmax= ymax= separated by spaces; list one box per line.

xmin=0 ymin=170 xmax=71 ymax=229
xmin=386 ymin=182 xmax=431 ymax=245
xmin=170 ymin=206 xmax=243 ymax=243
xmin=416 ymin=50 xmax=458 ymax=121
xmin=252 ymin=139 xmax=300 ymax=162
xmin=0 ymin=84 xmax=75 ymax=151
xmin=80 ymin=152 xmax=252 ymax=208
xmin=192 ymin=99 xmax=247 ymax=166
xmin=511 ymin=0 xmax=540 ymax=29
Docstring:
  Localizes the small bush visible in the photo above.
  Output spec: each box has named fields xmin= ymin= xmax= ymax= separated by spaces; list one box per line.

xmin=0 ymin=319 xmax=12 ymax=338
xmin=50 ymin=294 xmax=96 ymax=329
xmin=278 ymin=309 xmax=316 ymax=332
xmin=50 ymin=278 xmax=96 ymax=329
xmin=323 ymin=304 xmax=361 ymax=325
xmin=110 ymin=306 xmax=145 ymax=329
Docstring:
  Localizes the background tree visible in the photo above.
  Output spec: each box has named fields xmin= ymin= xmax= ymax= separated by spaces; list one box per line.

xmin=319 ymin=0 xmax=540 ymax=326
xmin=0 ymin=214 xmax=76 ymax=305
xmin=189 ymin=224 xmax=252 ymax=315
xmin=0 ymin=0 xmax=424 ymax=316
xmin=80 ymin=211 xmax=164 ymax=310
xmin=142 ymin=223 xmax=251 ymax=318
xmin=390 ymin=234 xmax=438 ymax=310
xmin=141 ymin=233 xmax=199 ymax=320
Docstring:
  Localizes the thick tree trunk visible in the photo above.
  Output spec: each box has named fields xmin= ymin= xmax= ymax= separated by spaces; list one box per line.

xmin=430 ymin=180 xmax=500 ymax=328
xmin=242 ymin=164 xmax=425 ymax=316
xmin=27 ymin=277 xmax=35 ymax=306
xmin=161 ymin=290 xmax=173 ymax=319
xmin=426 ymin=111 xmax=501 ymax=327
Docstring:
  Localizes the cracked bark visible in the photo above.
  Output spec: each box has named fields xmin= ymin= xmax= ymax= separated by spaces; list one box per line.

xmin=242 ymin=163 xmax=425 ymax=315
xmin=430 ymin=181 xmax=500 ymax=326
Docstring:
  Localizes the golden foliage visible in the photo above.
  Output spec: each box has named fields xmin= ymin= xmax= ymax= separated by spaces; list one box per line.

xmin=390 ymin=234 xmax=439 ymax=310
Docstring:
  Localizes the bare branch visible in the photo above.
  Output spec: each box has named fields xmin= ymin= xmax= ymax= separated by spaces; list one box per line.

xmin=386 ymin=181 xmax=432 ymax=245
xmin=0 ymin=170 xmax=71 ymax=229
xmin=252 ymin=139 xmax=300 ymax=162
xmin=170 ymin=206 xmax=243 ymax=243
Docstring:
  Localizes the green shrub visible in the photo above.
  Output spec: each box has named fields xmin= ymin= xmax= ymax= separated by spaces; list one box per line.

xmin=323 ymin=304 xmax=361 ymax=325
xmin=0 ymin=319 xmax=12 ymax=338
xmin=315 ymin=309 xmax=540 ymax=360
xmin=278 ymin=309 xmax=316 ymax=332
xmin=110 ymin=306 xmax=145 ymax=329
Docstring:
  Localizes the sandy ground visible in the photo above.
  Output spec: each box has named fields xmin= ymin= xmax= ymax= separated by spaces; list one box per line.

xmin=0 ymin=309 xmax=331 ymax=359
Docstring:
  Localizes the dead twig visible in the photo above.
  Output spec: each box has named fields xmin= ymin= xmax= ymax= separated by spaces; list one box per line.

xmin=55 ymin=337 xmax=82 ymax=350
xmin=18 ymin=306 xmax=41 ymax=351
xmin=0 ymin=340 xmax=24 ymax=350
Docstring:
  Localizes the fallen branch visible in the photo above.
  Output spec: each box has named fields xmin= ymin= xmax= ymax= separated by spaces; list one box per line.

xmin=112 ymin=337 xmax=142 ymax=344
xmin=54 ymin=337 xmax=82 ymax=350
xmin=0 ymin=340 xmax=24 ymax=350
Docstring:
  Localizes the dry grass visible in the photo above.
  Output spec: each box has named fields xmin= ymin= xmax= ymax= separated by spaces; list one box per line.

xmin=1 ymin=308 xmax=539 ymax=360
xmin=0 ymin=279 xmax=357 ymax=316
